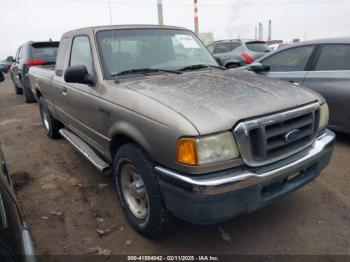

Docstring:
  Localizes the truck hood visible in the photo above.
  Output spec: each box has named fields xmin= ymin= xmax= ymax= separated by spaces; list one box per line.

xmin=120 ymin=69 xmax=320 ymax=135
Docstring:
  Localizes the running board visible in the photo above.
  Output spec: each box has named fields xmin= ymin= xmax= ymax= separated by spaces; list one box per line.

xmin=59 ymin=129 xmax=111 ymax=173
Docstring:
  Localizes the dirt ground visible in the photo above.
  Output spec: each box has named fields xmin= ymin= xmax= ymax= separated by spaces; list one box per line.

xmin=0 ymin=74 xmax=349 ymax=257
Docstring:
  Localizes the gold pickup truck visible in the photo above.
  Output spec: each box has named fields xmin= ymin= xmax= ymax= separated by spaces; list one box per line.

xmin=28 ymin=25 xmax=335 ymax=237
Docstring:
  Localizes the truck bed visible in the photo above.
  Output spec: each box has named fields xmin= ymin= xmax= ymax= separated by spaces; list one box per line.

xmin=29 ymin=65 xmax=55 ymax=80
xmin=28 ymin=65 xmax=56 ymax=105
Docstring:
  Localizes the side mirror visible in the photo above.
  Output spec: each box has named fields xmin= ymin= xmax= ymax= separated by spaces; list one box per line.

xmin=0 ymin=71 xmax=4 ymax=83
xmin=246 ymin=62 xmax=270 ymax=73
xmin=64 ymin=65 xmax=95 ymax=85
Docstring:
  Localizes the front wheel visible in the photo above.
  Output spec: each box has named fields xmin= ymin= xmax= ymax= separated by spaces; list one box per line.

xmin=114 ymin=143 xmax=173 ymax=238
xmin=38 ymin=97 xmax=62 ymax=139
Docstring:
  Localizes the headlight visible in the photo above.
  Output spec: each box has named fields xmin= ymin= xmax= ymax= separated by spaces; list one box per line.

xmin=176 ymin=132 xmax=239 ymax=166
xmin=318 ymin=103 xmax=329 ymax=132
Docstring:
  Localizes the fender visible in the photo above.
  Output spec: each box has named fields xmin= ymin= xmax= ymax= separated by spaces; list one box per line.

xmin=108 ymin=121 xmax=153 ymax=160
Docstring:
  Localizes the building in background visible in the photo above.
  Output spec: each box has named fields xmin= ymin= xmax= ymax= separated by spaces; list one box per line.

xmin=198 ymin=32 xmax=214 ymax=45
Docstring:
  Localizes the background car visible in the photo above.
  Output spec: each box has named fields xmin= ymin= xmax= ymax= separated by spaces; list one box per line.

xmin=0 ymin=58 xmax=13 ymax=73
xmin=250 ymin=37 xmax=350 ymax=134
xmin=0 ymin=70 xmax=4 ymax=82
xmin=10 ymin=41 xmax=59 ymax=103
xmin=207 ymin=39 xmax=270 ymax=68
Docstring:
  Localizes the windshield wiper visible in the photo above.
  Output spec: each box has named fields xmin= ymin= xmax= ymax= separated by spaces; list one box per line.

xmin=179 ymin=64 xmax=226 ymax=72
xmin=111 ymin=68 xmax=182 ymax=78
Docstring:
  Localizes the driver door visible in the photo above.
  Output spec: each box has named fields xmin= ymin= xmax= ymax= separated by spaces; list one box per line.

xmin=59 ymin=35 xmax=105 ymax=153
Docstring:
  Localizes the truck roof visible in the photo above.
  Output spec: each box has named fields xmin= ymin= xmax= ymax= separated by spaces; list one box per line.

xmin=62 ymin=24 xmax=189 ymax=38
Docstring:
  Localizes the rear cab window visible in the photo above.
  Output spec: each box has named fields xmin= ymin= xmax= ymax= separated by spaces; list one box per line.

xmin=246 ymin=41 xmax=270 ymax=53
xmin=30 ymin=42 xmax=59 ymax=61
xmin=315 ymin=44 xmax=350 ymax=71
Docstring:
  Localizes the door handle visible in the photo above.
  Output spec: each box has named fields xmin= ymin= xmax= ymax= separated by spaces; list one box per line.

xmin=61 ymin=86 xmax=67 ymax=95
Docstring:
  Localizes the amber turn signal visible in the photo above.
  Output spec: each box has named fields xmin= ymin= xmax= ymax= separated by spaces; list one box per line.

xmin=176 ymin=138 xmax=198 ymax=165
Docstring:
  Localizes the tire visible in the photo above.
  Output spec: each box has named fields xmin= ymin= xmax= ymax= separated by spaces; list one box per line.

xmin=38 ymin=97 xmax=62 ymax=139
xmin=226 ymin=63 xmax=240 ymax=69
xmin=22 ymin=77 xmax=36 ymax=103
xmin=113 ymin=143 xmax=173 ymax=238
xmin=11 ymin=74 xmax=23 ymax=95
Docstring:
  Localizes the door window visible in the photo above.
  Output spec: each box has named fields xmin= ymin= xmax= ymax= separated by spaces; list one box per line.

xmin=15 ymin=47 xmax=22 ymax=62
xmin=213 ymin=42 xmax=238 ymax=54
xmin=315 ymin=44 xmax=350 ymax=71
xmin=263 ymin=45 xmax=315 ymax=72
xmin=70 ymin=36 xmax=94 ymax=75
xmin=55 ymin=38 xmax=70 ymax=76
xmin=15 ymin=48 xmax=20 ymax=61
xmin=18 ymin=47 xmax=24 ymax=60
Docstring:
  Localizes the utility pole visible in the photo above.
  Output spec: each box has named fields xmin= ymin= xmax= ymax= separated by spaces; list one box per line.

xmin=108 ymin=0 xmax=112 ymax=25
xmin=268 ymin=20 xmax=272 ymax=41
xmin=157 ymin=0 xmax=164 ymax=25
xmin=258 ymin=22 xmax=263 ymax=41
xmin=255 ymin=26 xmax=257 ymax=40
xmin=194 ymin=0 xmax=199 ymax=35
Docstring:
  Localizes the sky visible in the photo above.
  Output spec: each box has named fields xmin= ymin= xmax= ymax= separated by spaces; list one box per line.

xmin=1 ymin=0 xmax=350 ymax=59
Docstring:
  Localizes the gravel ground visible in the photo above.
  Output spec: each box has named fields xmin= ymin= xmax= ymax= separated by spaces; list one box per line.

xmin=0 ymin=74 xmax=349 ymax=257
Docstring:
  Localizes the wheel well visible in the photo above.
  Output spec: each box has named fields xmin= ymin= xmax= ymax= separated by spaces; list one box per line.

xmin=110 ymin=134 xmax=137 ymax=159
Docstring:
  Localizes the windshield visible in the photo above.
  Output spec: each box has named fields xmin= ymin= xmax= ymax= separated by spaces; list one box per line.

xmin=96 ymin=29 xmax=218 ymax=79
xmin=246 ymin=41 xmax=270 ymax=53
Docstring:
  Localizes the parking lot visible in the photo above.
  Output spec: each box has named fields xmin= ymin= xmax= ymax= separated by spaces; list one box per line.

xmin=0 ymin=74 xmax=349 ymax=256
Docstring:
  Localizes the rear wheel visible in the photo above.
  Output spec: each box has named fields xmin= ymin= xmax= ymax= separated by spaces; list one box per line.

xmin=11 ymin=74 xmax=22 ymax=95
xmin=38 ymin=97 xmax=62 ymax=139
xmin=22 ymin=77 xmax=36 ymax=103
xmin=114 ymin=143 xmax=173 ymax=238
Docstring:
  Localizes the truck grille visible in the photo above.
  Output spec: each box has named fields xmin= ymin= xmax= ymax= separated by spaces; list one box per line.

xmin=233 ymin=103 xmax=320 ymax=167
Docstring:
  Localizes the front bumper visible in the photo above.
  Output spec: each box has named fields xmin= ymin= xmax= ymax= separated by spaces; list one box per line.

xmin=155 ymin=129 xmax=335 ymax=225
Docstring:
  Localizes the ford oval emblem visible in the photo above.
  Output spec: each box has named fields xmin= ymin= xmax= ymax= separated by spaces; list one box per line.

xmin=284 ymin=129 xmax=301 ymax=142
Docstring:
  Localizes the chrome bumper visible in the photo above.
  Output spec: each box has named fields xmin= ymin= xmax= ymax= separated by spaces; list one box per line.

xmin=155 ymin=129 xmax=335 ymax=195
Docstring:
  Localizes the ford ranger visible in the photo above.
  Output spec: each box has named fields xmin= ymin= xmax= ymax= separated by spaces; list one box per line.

xmin=28 ymin=25 xmax=335 ymax=238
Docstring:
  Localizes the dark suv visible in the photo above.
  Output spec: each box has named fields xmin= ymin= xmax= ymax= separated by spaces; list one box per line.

xmin=207 ymin=39 xmax=270 ymax=68
xmin=10 ymin=41 xmax=59 ymax=103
